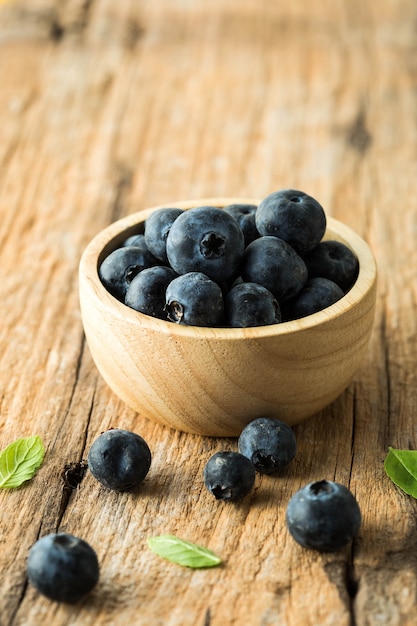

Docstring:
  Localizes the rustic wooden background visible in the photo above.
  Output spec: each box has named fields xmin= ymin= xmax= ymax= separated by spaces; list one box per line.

xmin=1 ymin=0 xmax=417 ymax=624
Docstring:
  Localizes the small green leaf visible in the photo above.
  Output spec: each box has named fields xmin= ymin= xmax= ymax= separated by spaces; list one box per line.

xmin=147 ymin=535 xmax=222 ymax=569
xmin=384 ymin=447 xmax=417 ymax=498
xmin=0 ymin=436 xmax=45 ymax=488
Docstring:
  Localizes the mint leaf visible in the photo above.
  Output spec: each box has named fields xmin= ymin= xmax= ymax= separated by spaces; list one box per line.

xmin=0 ymin=436 xmax=45 ymax=488
xmin=147 ymin=535 xmax=222 ymax=569
xmin=384 ymin=447 xmax=417 ymax=498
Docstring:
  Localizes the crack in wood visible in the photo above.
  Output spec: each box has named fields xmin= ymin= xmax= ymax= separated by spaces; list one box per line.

xmin=347 ymin=106 xmax=372 ymax=154
xmin=203 ymin=607 xmax=211 ymax=626
xmin=346 ymin=541 xmax=360 ymax=626
xmin=61 ymin=460 xmax=88 ymax=491
xmin=4 ymin=518 xmax=45 ymax=626
xmin=349 ymin=384 xmax=358 ymax=487
xmin=54 ymin=336 xmax=96 ymax=530
xmin=381 ymin=304 xmax=393 ymax=444
xmin=5 ymin=575 xmax=30 ymax=626
xmin=109 ymin=162 xmax=134 ymax=223
xmin=324 ymin=555 xmax=359 ymax=625
xmin=3 ymin=0 xmax=146 ymax=47
xmin=49 ymin=17 xmax=64 ymax=42
xmin=50 ymin=0 xmax=95 ymax=42
xmin=55 ymin=458 xmax=89 ymax=529
xmin=123 ymin=19 xmax=146 ymax=50
xmin=49 ymin=0 xmax=146 ymax=46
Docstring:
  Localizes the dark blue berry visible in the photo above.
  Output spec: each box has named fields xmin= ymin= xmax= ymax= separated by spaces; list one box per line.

xmin=238 ymin=417 xmax=296 ymax=474
xmin=122 ymin=233 xmax=147 ymax=250
xmin=166 ymin=206 xmax=245 ymax=283
xmin=282 ymin=277 xmax=344 ymax=321
xmin=241 ymin=236 xmax=308 ymax=302
xmin=144 ymin=208 xmax=184 ymax=263
xmin=98 ymin=246 xmax=158 ymax=302
xmin=164 ymin=272 xmax=224 ymax=326
xmin=223 ymin=203 xmax=259 ymax=246
xmin=203 ymin=451 xmax=256 ymax=501
xmin=225 ymin=282 xmax=281 ymax=328
xmin=125 ymin=266 xmax=177 ymax=319
xmin=256 ymin=189 xmax=327 ymax=255
xmin=87 ymin=428 xmax=152 ymax=492
xmin=27 ymin=533 xmax=99 ymax=603
xmin=303 ymin=240 xmax=359 ymax=292
xmin=286 ymin=480 xmax=361 ymax=552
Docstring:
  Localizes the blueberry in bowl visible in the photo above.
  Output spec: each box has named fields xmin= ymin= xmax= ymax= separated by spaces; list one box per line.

xmin=165 ymin=205 xmax=245 ymax=284
xmin=79 ymin=195 xmax=377 ymax=436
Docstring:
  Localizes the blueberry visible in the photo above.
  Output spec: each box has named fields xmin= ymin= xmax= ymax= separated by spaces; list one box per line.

xmin=238 ymin=417 xmax=296 ymax=474
xmin=166 ymin=206 xmax=245 ymax=283
xmin=87 ymin=428 xmax=152 ymax=492
xmin=99 ymin=246 xmax=158 ymax=302
xmin=164 ymin=271 xmax=224 ymax=326
xmin=223 ymin=203 xmax=259 ymax=246
xmin=125 ymin=266 xmax=177 ymax=319
xmin=144 ymin=208 xmax=184 ymax=263
xmin=122 ymin=233 xmax=148 ymax=249
xmin=281 ymin=277 xmax=344 ymax=321
xmin=286 ymin=480 xmax=361 ymax=552
xmin=27 ymin=533 xmax=99 ymax=603
xmin=303 ymin=240 xmax=359 ymax=292
xmin=203 ymin=451 xmax=256 ymax=500
xmin=256 ymin=189 xmax=327 ymax=254
xmin=241 ymin=236 xmax=308 ymax=302
xmin=225 ymin=282 xmax=281 ymax=327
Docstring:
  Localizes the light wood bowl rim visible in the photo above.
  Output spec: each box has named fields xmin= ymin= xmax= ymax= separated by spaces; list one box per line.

xmin=79 ymin=197 xmax=377 ymax=339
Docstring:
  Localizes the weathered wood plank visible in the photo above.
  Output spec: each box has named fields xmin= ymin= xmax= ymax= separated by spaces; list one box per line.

xmin=1 ymin=0 xmax=417 ymax=624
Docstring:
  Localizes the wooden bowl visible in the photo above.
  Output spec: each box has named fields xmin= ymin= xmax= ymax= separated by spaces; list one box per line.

xmin=79 ymin=198 xmax=377 ymax=437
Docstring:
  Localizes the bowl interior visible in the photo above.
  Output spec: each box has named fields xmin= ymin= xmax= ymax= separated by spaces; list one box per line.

xmin=88 ymin=197 xmax=377 ymax=339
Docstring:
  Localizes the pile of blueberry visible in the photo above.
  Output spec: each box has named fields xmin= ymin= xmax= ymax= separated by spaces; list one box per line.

xmin=99 ymin=189 xmax=360 ymax=327
xmin=26 ymin=421 xmax=361 ymax=603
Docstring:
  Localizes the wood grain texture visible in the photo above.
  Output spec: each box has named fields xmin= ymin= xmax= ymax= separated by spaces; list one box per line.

xmin=1 ymin=0 xmax=417 ymax=624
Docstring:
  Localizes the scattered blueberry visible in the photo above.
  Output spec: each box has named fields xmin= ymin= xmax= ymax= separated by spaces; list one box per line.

xmin=303 ymin=239 xmax=359 ymax=292
xmin=125 ymin=265 xmax=177 ymax=319
xmin=88 ymin=428 xmax=152 ymax=492
xmin=98 ymin=246 xmax=158 ymax=302
xmin=238 ymin=417 xmax=296 ymax=474
xmin=241 ymin=236 xmax=308 ymax=302
xmin=164 ymin=271 xmax=224 ymax=326
xmin=225 ymin=282 xmax=281 ymax=327
xmin=166 ymin=206 xmax=245 ymax=283
xmin=203 ymin=451 xmax=256 ymax=500
xmin=144 ymin=208 xmax=184 ymax=263
xmin=223 ymin=203 xmax=259 ymax=246
xmin=27 ymin=533 xmax=99 ymax=603
xmin=256 ymin=189 xmax=327 ymax=254
xmin=286 ymin=480 xmax=361 ymax=552
xmin=281 ymin=277 xmax=344 ymax=321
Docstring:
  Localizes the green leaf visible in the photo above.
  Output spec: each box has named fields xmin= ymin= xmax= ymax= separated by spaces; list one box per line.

xmin=147 ymin=535 xmax=222 ymax=569
xmin=384 ymin=447 xmax=417 ymax=498
xmin=0 ymin=436 xmax=45 ymax=488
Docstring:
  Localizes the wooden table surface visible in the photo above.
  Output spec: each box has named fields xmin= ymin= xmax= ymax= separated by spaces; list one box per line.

xmin=1 ymin=1 xmax=417 ymax=624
